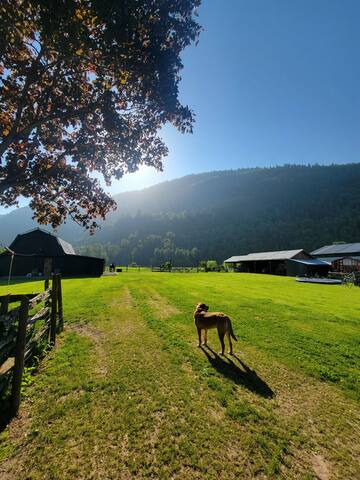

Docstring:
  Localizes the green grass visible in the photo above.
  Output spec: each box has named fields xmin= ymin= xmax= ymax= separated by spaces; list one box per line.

xmin=0 ymin=272 xmax=359 ymax=479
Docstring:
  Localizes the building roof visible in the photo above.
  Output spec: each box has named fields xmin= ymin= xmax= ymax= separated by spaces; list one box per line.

xmin=224 ymin=249 xmax=305 ymax=263
xmin=313 ymin=255 xmax=360 ymax=263
xmin=311 ymin=243 xmax=360 ymax=255
xmin=289 ymin=258 xmax=329 ymax=266
xmin=313 ymin=256 xmax=342 ymax=263
xmin=57 ymin=237 xmax=76 ymax=255
xmin=9 ymin=228 xmax=76 ymax=256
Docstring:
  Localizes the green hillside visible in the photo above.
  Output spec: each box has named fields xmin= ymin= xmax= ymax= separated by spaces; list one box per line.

xmin=1 ymin=163 xmax=360 ymax=264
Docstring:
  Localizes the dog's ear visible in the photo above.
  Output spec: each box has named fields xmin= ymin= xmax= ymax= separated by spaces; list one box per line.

xmin=196 ymin=303 xmax=207 ymax=311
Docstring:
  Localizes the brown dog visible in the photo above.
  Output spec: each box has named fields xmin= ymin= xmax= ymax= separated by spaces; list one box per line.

xmin=194 ymin=303 xmax=237 ymax=355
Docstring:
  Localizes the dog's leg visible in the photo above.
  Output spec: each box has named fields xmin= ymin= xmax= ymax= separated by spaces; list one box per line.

xmin=197 ymin=327 xmax=202 ymax=347
xmin=217 ymin=330 xmax=225 ymax=355
xmin=204 ymin=329 xmax=208 ymax=345
xmin=226 ymin=331 xmax=233 ymax=355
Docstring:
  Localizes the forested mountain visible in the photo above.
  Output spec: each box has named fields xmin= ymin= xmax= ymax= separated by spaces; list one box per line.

xmin=1 ymin=164 xmax=360 ymax=265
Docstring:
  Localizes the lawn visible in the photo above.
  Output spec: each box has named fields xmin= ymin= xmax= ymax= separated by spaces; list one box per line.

xmin=0 ymin=272 xmax=359 ymax=479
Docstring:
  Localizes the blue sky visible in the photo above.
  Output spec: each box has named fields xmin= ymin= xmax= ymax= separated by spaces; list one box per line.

xmin=107 ymin=0 xmax=360 ymax=194
xmin=1 ymin=0 xmax=360 ymax=211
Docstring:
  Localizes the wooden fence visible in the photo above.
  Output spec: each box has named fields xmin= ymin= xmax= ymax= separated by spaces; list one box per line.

xmin=151 ymin=266 xmax=226 ymax=273
xmin=151 ymin=266 xmax=200 ymax=273
xmin=0 ymin=274 xmax=63 ymax=417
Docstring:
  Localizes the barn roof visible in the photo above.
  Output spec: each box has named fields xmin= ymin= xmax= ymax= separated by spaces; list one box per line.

xmin=314 ymin=255 xmax=360 ymax=263
xmin=311 ymin=243 xmax=360 ymax=255
xmin=224 ymin=249 xmax=305 ymax=263
xmin=57 ymin=237 xmax=76 ymax=255
xmin=10 ymin=228 xmax=76 ymax=255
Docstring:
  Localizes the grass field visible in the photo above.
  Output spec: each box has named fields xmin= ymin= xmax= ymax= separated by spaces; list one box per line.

xmin=0 ymin=272 xmax=359 ymax=479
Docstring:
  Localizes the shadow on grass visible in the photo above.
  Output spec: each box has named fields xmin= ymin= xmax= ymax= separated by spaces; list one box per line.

xmin=0 ymin=372 xmax=14 ymax=431
xmin=0 ymin=277 xmax=36 ymax=287
xmin=0 ymin=399 xmax=12 ymax=432
xmin=200 ymin=345 xmax=274 ymax=398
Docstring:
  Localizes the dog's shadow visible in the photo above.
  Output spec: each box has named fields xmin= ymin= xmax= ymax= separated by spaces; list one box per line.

xmin=200 ymin=345 xmax=274 ymax=399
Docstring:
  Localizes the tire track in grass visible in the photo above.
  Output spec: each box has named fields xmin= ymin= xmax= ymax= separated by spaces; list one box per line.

xmin=69 ymin=324 xmax=108 ymax=378
xmin=130 ymin=281 xmax=360 ymax=480
xmin=101 ymin=287 xmax=251 ymax=479
xmin=142 ymin=273 xmax=360 ymax=400
xmin=128 ymin=284 xmax=318 ymax=478
xmin=99 ymin=286 xmax=313 ymax=479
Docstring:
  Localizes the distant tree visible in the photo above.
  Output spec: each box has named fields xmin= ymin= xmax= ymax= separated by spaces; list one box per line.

xmin=190 ymin=247 xmax=200 ymax=263
xmin=0 ymin=0 xmax=201 ymax=230
xmin=198 ymin=259 xmax=207 ymax=269
xmin=206 ymin=260 xmax=218 ymax=271
xmin=162 ymin=260 xmax=172 ymax=271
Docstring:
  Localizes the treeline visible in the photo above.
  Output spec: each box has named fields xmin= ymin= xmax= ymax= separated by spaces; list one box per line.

xmin=77 ymin=232 xmax=200 ymax=266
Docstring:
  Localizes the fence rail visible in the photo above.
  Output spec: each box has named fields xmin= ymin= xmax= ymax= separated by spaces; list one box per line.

xmin=0 ymin=274 xmax=63 ymax=418
xmin=151 ymin=266 xmax=200 ymax=273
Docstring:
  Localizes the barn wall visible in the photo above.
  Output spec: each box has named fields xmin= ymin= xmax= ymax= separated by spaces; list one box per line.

xmin=286 ymin=260 xmax=307 ymax=277
xmin=0 ymin=254 xmax=44 ymax=277
xmin=228 ymin=260 xmax=287 ymax=275
xmin=52 ymin=256 xmax=105 ymax=277
xmin=286 ymin=260 xmax=330 ymax=277
xmin=0 ymin=254 xmax=104 ymax=277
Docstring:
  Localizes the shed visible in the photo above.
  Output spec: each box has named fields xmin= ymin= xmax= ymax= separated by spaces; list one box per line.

xmin=0 ymin=228 xmax=104 ymax=277
xmin=331 ymin=257 xmax=360 ymax=273
xmin=312 ymin=243 xmax=360 ymax=272
xmin=224 ymin=249 xmax=329 ymax=277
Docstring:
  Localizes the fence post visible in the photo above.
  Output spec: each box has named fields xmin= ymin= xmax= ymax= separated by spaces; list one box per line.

xmin=57 ymin=275 xmax=63 ymax=332
xmin=0 ymin=294 xmax=10 ymax=315
xmin=44 ymin=278 xmax=49 ymax=291
xmin=10 ymin=297 xmax=29 ymax=417
xmin=50 ymin=276 xmax=58 ymax=345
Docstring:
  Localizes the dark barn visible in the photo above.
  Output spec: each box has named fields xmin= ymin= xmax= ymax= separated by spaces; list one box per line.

xmin=224 ymin=249 xmax=330 ymax=277
xmin=0 ymin=228 xmax=104 ymax=277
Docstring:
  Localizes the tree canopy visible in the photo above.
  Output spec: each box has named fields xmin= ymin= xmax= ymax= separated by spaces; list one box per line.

xmin=0 ymin=0 xmax=201 ymax=230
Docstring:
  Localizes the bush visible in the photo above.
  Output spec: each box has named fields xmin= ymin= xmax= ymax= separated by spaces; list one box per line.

xmin=206 ymin=260 xmax=218 ymax=271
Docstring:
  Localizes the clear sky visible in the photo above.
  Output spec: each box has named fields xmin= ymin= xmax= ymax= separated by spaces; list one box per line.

xmin=111 ymin=0 xmax=360 ymax=194
xmin=1 ymin=0 xmax=360 ymax=210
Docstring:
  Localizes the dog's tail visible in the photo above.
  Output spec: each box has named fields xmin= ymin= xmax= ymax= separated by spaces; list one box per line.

xmin=228 ymin=318 xmax=237 ymax=341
